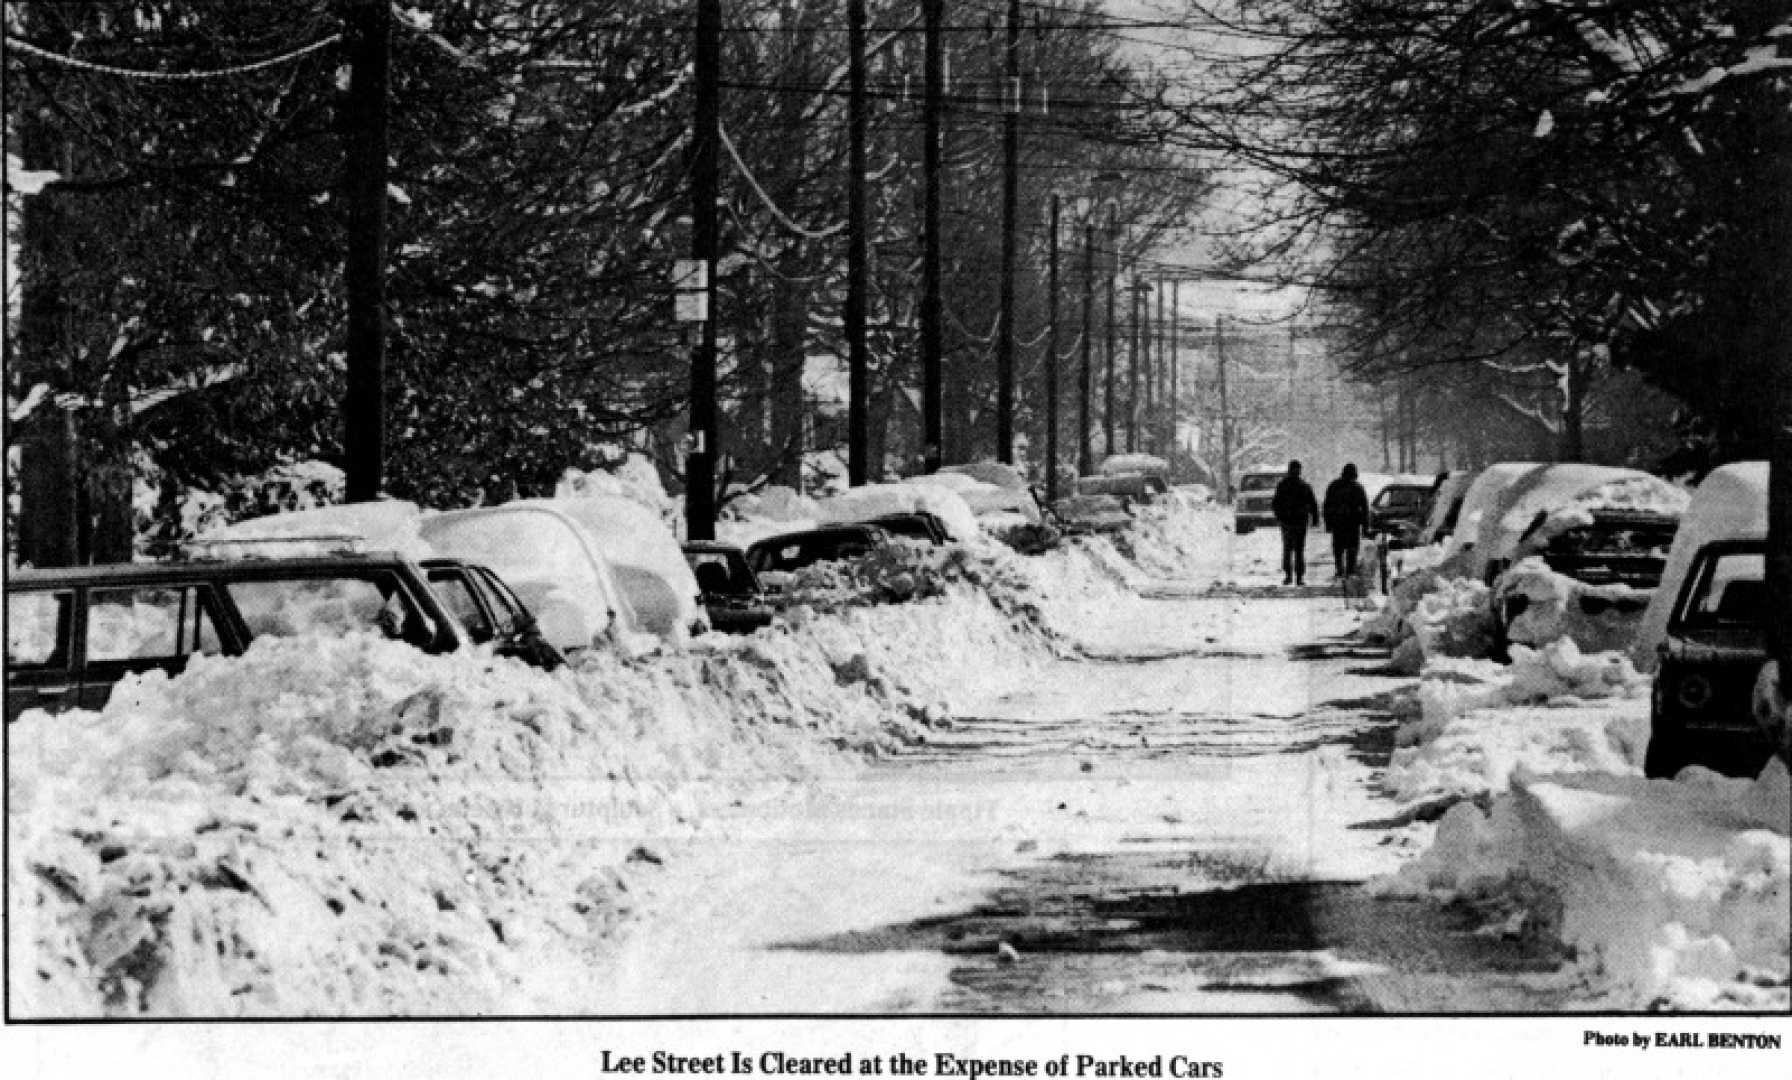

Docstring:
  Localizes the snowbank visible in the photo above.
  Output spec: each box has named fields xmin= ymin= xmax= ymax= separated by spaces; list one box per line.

xmin=1376 ymin=574 xmax=1497 ymax=674
xmin=1494 ymin=557 xmax=1653 ymax=654
xmin=6 ymin=579 xmax=1053 ymax=1017
xmin=1386 ymin=642 xmax=1652 ymax=808
xmin=556 ymin=455 xmax=677 ymax=520
xmin=1377 ymin=762 xmax=1790 ymax=1010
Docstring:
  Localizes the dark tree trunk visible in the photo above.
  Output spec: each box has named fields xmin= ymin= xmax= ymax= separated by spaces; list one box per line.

xmin=12 ymin=72 xmax=79 ymax=568
xmin=768 ymin=261 xmax=809 ymax=488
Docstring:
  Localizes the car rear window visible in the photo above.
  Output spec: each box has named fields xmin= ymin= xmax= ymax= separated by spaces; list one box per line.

xmin=1685 ymin=551 xmax=1766 ymax=627
xmin=7 ymin=590 xmax=72 ymax=668
xmin=87 ymin=585 xmax=222 ymax=662
xmin=1376 ymin=487 xmax=1428 ymax=510
xmin=1239 ymin=474 xmax=1278 ymax=492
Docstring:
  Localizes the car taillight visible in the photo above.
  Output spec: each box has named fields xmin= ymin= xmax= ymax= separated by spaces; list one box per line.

xmin=1674 ymin=673 xmax=1714 ymax=711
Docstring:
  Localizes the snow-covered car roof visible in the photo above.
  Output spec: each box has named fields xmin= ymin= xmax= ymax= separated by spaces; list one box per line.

xmin=528 ymin=496 xmax=703 ymax=642
xmin=814 ymin=482 xmax=982 ymax=542
xmin=941 ymin=461 xmax=1031 ymax=489
xmin=201 ymin=499 xmax=429 ymax=560
xmin=1631 ymin=461 xmax=1768 ymax=672
xmin=1097 ymin=453 xmax=1169 ymax=478
xmin=1417 ymin=469 xmax=1474 ymax=545
xmin=418 ymin=504 xmax=640 ymax=651
xmin=1438 ymin=463 xmax=1543 ymax=562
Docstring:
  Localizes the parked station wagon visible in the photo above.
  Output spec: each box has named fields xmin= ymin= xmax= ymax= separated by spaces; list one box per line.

xmin=1648 ymin=538 xmax=1774 ymax=778
xmin=6 ymin=553 xmax=470 ymax=723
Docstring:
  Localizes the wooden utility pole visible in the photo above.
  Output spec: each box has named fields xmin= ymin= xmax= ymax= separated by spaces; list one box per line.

xmin=1045 ymin=194 xmax=1061 ymax=502
xmin=1153 ymin=274 xmax=1166 ymax=449
xmin=1166 ymin=279 xmax=1179 ymax=461
xmin=921 ymin=0 xmax=944 ymax=472
xmin=996 ymin=0 xmax=1021 ymax=463
xmin=1127 ymin=278 xmax=1141 ymax=453
xmin=1104 ymin=205 xmax=1117 ymax=458
xmin=686 ymin=0 xmax=721 ymax=539
xmin=1078 ymin=217 xmax=1095 ymax=476
xmin=1216 ymin=316 xmax=1233 ymax=499
xmin=846 ymin=0 xmax=869 ymax=484
xmin=342 ymin=0 xmax=391 ymax=503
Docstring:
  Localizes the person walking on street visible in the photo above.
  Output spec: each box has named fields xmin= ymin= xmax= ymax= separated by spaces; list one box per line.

xmin=1323 ymin=462 xmax=1371 ymax=580
xmin=1271 ymin=460 xmax=1319 ymax=586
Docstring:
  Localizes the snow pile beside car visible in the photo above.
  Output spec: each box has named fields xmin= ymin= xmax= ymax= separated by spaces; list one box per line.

xmin=1107 ymin=493 xmax=1231 ymax=582
xmin=1370 ymin=572 xmax=1498 ymax=674
xmin=1377 ymin=761 xmax=1790 ymax=1010
xmin=1385 ymin=641 xmax=1651 ymax=810
xmin=1494 ymin=557 xmax=1654 ymax=653
xmin=7 ymin=574 xmax=1054 ymax=1016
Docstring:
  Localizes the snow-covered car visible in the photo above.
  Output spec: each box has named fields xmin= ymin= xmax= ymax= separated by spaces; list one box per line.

xmin=682 ymin=542 xmax=775 ymax=635
xmin=1645 ymin=538 xmax=1774 ymax=778
xmin=1467 ymin=464 xmax=1681 ymax=583
xmin=1075 ymin=472 xmax=1167 ymax=507
xmin=6 ymin=553 xmax=470 ymax=723
xmin=1231 ymin=466 xmax=1283 ymax=534
xmin=1049 ymin=492 xmax=1131 ymax=535
xmin=744 ymin=524 xmax=890 ymax=578
xmin=1483 ymin=471 xmax=1684 ymax=656
xmin=538 ymin=495 xmax=707 ymax=641
xmin=419 ymin=558 xmax=565 ymax=670
xmin=1431 ymin=462 xmax=1545 ymax=567
xmin=1414 ymin=469 xmax=1474 ymax=547
xmin=1369 ymin=481 xmax=1436 ymax=545
xmin=866 ymin=511 xmax=951 ymax=545
xmin=934 ymin=463 xmax=1044 ymax=523
xmin=418 ymin=504 xmax=642 ymax=654
xmin=1630 ymin=461 xmax=1773 ymax=778
xmin=816 ymin=482 xmax=981 ymax=542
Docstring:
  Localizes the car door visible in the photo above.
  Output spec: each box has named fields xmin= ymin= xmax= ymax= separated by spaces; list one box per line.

xmin=79 ymin=582 xmax=228 ymax=711
xmin=471 ymin=566 xmax=564 ymax=669
xmin=424 ymin=564 xmax=497 ymax=645
xmin=6 ymin=588 xmax=79 ymax=721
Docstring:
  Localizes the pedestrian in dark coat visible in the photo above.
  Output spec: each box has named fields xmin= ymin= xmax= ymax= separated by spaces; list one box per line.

xmin=1271 ymin=460 xmax=1319 ymax=585
xmin=1323 ymin=463 xmax=1371 ymax=579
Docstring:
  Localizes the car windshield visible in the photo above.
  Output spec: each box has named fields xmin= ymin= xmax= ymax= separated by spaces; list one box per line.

xmin=1239 ymin=474 xmax=1279 ymax=492
xmin=751 ymin=533 xmax=874 ymax=573
xmin=1548 ymin=520 xmax=1678 ymax=557
xmin=1683 ymin=550 xmax=1766 ymax=628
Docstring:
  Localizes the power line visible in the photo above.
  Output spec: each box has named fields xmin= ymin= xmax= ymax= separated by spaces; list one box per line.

xmin=3 ymin=32 xmax=341 ymax=81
